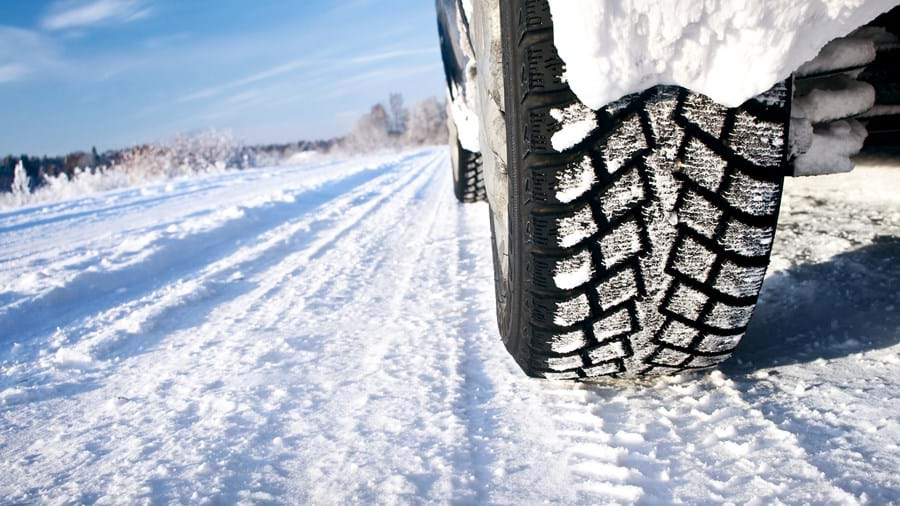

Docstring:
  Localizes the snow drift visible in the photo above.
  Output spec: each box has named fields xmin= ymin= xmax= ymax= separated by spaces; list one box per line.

xmin=547 ymin=0 xmax=900 ymax=109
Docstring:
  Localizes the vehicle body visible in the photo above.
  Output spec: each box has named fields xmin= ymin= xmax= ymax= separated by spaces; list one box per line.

xmin=436 ymin=0 xmax=900 ymax=380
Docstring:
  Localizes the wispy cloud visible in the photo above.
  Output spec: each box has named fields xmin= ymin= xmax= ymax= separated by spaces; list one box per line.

xmin=0 ymin=63 xmax=29 ymax=83
xmin=177 ymin=47 xmax=436 ymax=104
xmin=323 ymin=61 xmax=441 ymax=99
xmin=0 ymin=27 xmax=58 ymax=83
xmin=178 ymin=58 xmax=320 ymax=103
xmin=143 ymin=32 xmax=189 ymax=50
xmin=41 ymin=0 xmax=152 ymax=31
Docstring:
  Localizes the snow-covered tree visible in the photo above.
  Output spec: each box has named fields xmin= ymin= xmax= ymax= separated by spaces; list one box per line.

xmin=12 ymin=160 xmax=31 ymax=199
xmin=405 ymin=97 xmax=448 ymax=146
xmin=388 ymin=93 xmax=409 ymax=136
xmin=343 ymin=104 xmax=393 ymax=153
xmin=117 ymin=130 xmax=242 ymax=180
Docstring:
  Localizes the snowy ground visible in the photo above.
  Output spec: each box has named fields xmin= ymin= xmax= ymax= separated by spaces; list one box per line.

xmin=1 ymin=147 xmax=898 ymax=504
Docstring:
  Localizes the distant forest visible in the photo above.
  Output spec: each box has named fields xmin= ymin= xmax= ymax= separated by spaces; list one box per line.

xmin=0 ymin=139 xmax=336 ymax=194
xmin=1 ymin=93 xmax=447 ymax=194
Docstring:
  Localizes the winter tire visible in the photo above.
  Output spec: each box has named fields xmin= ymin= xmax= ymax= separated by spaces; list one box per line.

xmin=493 ymin=0 xmax=791 ymax=379
xmin=451 ymin=140 xmax=486 ymax=203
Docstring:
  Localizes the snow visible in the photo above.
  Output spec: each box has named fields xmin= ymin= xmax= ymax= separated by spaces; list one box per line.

xmin=796 ymin=36 xmax=876 ymax=77
xmin=794 ymin=119 xmax=868 ymax=176
xmin=449 ymin=84 xmax=481 ymax=152
xmin=1 ymin=147 xmax=899 ymax=503
xmin=547 ymin=0 xmax=899 ymax=109
xmin=555 ymin=156 xmax=597 ymax=203
xmin=553 ymin=249 xmax=594 ymax=290
xmin=794 ymin=75 xmax=875 ymax=124
xmin=550 ymin=103 xmax=597 ymax=151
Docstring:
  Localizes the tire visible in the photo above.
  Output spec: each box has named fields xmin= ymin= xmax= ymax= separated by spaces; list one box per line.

xmin=493 ymin=0 xmax=791 ymax=379
xmin=451 ymin=141 xmax=486 ymax=203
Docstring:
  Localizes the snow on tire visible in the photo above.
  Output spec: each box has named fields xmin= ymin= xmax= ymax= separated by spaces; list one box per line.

xmin=495 ymin=0 xmax=790 ymax=379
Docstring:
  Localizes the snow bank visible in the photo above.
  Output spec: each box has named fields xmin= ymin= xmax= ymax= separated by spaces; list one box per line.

xmin=547 ymin=0 xmax=899 ymax=109
xmin=0 ymin=167 xmax=135 ymax=210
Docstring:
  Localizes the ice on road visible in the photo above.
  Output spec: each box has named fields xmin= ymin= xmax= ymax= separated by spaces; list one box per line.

xmin=1 ymin=147 xmax=898 ymax=504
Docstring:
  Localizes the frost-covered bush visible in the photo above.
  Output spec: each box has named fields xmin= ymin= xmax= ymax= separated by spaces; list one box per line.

xmin=342 ymin=104 xmax=394 ymax=153
xmin=340 ymin=95 xmax=448 ymax=154
xmin=117 ymin=130 xmax=247 ymax=180
xmin=0 ymin=131 xmax=248 ymax=210
xmin=405 ymin=97 xmax=448 ymax=147
xmin=10 ymin=161 xmax=31 ymax=203
xmin=0 ymin=165 xmax=133 ymax=209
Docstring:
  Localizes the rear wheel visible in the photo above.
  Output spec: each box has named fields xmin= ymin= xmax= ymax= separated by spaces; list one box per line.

xmin=493 ymin=0 xmax=792 ymax=379
xmin=448 ymin=109 xmax=486 ymax=203
xmin=451 ymin=141 xmax=486 ymax=203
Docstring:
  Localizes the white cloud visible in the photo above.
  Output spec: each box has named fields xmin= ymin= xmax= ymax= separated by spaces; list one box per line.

xmin=41 ymin=0 xmax=152 ymax=31
xmin=0 ymin=27 xmax=58 ymax=83
xmin=0 ymin=63 xmax=29 ymax=83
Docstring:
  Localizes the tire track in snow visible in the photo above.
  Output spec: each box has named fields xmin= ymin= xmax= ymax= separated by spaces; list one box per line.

xmin=1 ymin=149 xmax=460 ymax=504
xmin=538 ymin=371 xmax=859 ymax=504
xmin=4 ymin=149 xmax=896 ymax=503
xmin=0 ymin=151 xmax=437 ymax=406
xmin=0 ymin=155 xmax=418 ymax=344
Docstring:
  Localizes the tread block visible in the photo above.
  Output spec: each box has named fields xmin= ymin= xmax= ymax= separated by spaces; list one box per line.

xmin=681 ymin=137 xmax=727 ymax=193
xmin=551 ymin=249 xmax=595 ymax=290
xmin=603 ymin=94 xmax=638 ymax=119
xmin=600 ymin=113 xmax=648 ymax=174
xmin=599 ymin=217 xmax=643 ymax=269
xmin=680 ymin=93 xmax=728 ymax=138
xmin=658 ymin=320 xmax=699 ymax=348
xmin=532 ymin=204 xmax=598 ymax=248
xmin=666 ymin=283 xmax=709 ymax=320
xmin=583 ymin=361 xmax=623 ymax=377
xmin=546 ymin=329 xmax=589 ymax=354
xmin=678 ymin=190 xmax=723 ymax=239
xmin=721 ymin=220 xmax=775 ymax=257
xmin=550 ymin=293 xmax=591 ymax=327
xmin=728 ymin=111 xmax=786 ymax=167
xmin=651 ymin=347 xmax=692 ymax=366
xmin=556 ymin=205 xmax=599 ymax=248
xmin=592 ymin=306 xmax=634 ymax=341
xmin=597 ymin=167 xmax=646 ymax=221
xmin=723 ymin=171 xmax=780 ymax=217
xmin=587 ymin=339 xmax=629 ymax=363
xmin=535 ymin=352 xmax=584 ymax=372
xmin=548 ymin=156 xmax=597 ymax=204
xmin=696 ymin=332 xmax=743 ymax=354
xmin=713 ymin=260 xmax=767 ymax=298
xmin=595 ymin=268 xmax=638 ymax=311
xmin=751 ymin=81 xmax=790 ymax=109
xmin=704 ymin=301 xmax=754 ymax=330
xmin=673 ymin=235 xmax=716 ymax=283
xmin=539 ymin=370 xmax=581 ymax=380
xmin=686 ymin=355 xmax=727 ymax=368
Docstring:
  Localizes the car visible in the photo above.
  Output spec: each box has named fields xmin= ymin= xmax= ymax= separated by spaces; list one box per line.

xmin=436 ymin=0 xmax=900 ymax=379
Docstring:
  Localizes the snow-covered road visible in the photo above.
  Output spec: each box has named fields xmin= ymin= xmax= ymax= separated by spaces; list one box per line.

xmin=1 ymin=147 xmax=898 ymax=504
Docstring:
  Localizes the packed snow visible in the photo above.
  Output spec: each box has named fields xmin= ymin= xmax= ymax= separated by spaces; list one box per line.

xmin=1 ymin=147 xmax=899 ymax=503
xmin=794 ymin=119 xmax=868 ymax=175
xmin=547 ymin=0 xmax=900 ymax=110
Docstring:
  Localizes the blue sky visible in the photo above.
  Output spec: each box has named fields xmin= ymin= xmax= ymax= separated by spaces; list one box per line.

xmin=0 ymin=0 xmax=445 ymax=156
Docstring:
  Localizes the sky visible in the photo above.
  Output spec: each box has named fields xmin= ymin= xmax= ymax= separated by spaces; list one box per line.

xmin=0 ymin=0 xmax=446 ymax=156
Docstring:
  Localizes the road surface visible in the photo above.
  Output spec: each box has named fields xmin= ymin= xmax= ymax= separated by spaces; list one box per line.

xmin=1 ymin=147 xmax=898 ymax=504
